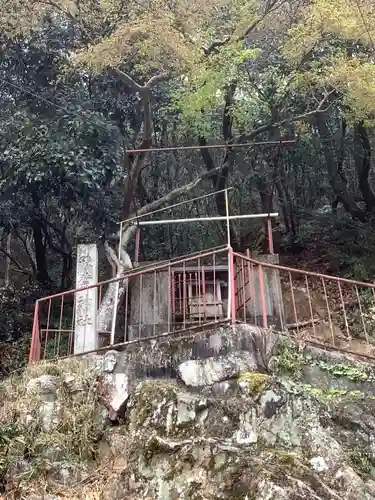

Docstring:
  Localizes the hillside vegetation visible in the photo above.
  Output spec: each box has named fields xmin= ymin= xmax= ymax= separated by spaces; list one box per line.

xmin=2 ymin=0 xmax=375 ymax=367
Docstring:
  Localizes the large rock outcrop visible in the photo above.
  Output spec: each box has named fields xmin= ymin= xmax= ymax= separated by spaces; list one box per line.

xmin=1 ymin=339 xmax=375 ymax=499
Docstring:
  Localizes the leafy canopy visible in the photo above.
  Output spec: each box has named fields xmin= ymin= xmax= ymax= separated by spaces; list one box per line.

xmin=3 ymin=0 xmax=375 ymax=131
xmin=284 ymin=0 xmax=375 ymax=121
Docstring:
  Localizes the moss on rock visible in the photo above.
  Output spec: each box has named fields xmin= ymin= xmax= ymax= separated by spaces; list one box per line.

xmin=129 ymin=379 xmax=179 ymax=431
xmin=238 ymin=372 xmax=270 ymax=395
xmin=2 ymin=354 xmax=375 ymax=499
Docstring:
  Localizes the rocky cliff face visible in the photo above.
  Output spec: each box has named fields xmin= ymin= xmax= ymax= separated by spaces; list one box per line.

xmin=1 ymin=338 xmax=375 ymax=499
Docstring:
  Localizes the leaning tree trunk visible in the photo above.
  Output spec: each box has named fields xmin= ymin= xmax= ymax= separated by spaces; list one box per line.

xmin=97 ymin=165 xmax=226 ymax=335
xmin=199 ymin=82 xmax=240 ymax=249
xmin=97 ymin=244 xmax=132 ymax=333
xmin=96 ymin=73 xmax=156 ymax=334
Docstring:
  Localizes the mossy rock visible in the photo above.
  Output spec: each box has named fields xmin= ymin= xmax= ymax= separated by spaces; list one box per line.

xmin=3 ymin=354 xmax=375 ymax=499
xmin=238 ymin=372 xmax=270 ymax=395
xmin=128 ymin=379 xmax=180 ymax=431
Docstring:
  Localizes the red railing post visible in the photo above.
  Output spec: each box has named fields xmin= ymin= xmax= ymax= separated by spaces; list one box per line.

xmin=228 ymin=247 xmax=236 ymax=325
xmin=258 ymin=264 xmax=268 ymax=328
xmin=167 ymin=264 xmax=172 ymax=333
xmin=29 ymin=301 xmax=41 ymax=364
xmin=172 ymin=270 xmax=176 ymax=317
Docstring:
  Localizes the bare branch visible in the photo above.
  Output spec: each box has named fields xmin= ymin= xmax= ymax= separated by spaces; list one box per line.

xmin=145 ymin=73 xmax=169 ymax=88
xmin=241 ymin=0 xmax=288 ymax=39
xmin=136 ymin=165 xmax=223 ymax=217
xmin=0 ymin=247 xmax=31 ymax=276
xmin=204 ymin=0 xmax=288 ymax=55
xmin=113 ymin=69 xmax=142 ymax=92
xmin=112 ymin=69 xmax=169 ymax=92
xmin=13 ymin=229 xmax=37 ymax=274
xmin=120 ymin=165 xmax=224 ymax=247
xmin=204 ymin=37 xmax=230 ymax=55
xmin=241 ymin=92 xmax=337 ymax=141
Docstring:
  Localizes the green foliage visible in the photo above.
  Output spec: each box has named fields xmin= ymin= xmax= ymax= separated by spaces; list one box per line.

xmin=272 ymin=337 xmax=374 ymax=392
xmin=0 ymin=25 xmax=124 ymax=292
xmin=0 ymin=284 xmax=41 ymax=372
xmin=301 ymin=385 xmax=363 ymax=401
xmin=314 ymin=360 xmax=373 ymax=382
xmin=284 ymin=0 xmax=375 ymax=120
xmin=271 ymin=338 xmax=309 ymax=378
xmin=170 ymin=41 xmax=262 ymax=137
xmin=1 ymin=110 xmax=119 ymax=198
xmin=0 ymin=423 xmax=24 ymax=484
xmin=171 ymin=66 xmax=226 ymax=137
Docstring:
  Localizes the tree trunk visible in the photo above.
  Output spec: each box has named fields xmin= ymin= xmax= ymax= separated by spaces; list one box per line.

xmin=97 ymin=280 xmax=129 ymax=334
xmin=199 ymin=83 xmax=240 ymax=248
xmin=31 ymin=217 xmax=50 ymax=285
xmin=331 ymin=117 xmax=347 ymax=213
xmin=99 ymin=75 xmax=157 ymax=334
xmin=315 ymin=113 xmax=365 ymax=221
xmin=282 ymin=177 xmax=297 ymax=237
xmin=97 ymin=245 xmax=132 ymax=334
xmin=30 ymin=192 xmax=50 ymax=285
xmin=61 ymin=252 xmax=73 ymax=290
xmin=97 ymin=166 xmax=225 ymax=334
xmin=276 ymin=181 xmax=290 ymax=233
xmin=260 ymin=105 xmax=282 ymax=251
xmin=257 ymin=174 xmax=275 ymax=253
xmin=199 ymin=137 xmax=238 ymax=245
xmin=121 ymin=88 xmax=153 ymax=218
xmin=353 ymin=121 xmax=375 ymax=211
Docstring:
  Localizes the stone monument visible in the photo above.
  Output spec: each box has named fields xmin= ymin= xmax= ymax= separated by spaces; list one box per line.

xmin=74 ymin=244 xmax=98 ymax=354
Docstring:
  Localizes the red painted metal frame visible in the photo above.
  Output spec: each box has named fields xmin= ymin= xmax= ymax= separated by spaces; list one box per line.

xmin=228 ymin=247 xmax=236 ymax=325
xmin=29 ymin=245 xmax=375 ymax=363
xmin=233 ymin=252 xmax=375 ymax=288
xmin=29 ymin=301 xmax=40 ymax=364
xmin=29 ymin=246 xmax=229 ymax=363
xmin=39 ymin=245 xmax=228 ymax=302
xmin=233 ymin=250 xmax=375 ymax=355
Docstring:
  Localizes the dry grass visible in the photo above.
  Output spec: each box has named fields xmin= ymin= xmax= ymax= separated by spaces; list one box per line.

xmin=0 ymin=358 xmax=113 ymax=499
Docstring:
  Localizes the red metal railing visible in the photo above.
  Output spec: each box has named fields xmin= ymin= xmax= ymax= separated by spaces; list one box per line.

xmin=233 ymin=251 xmax=375 ymax=358
xmin=29 ymin=246 xmax=230 ymax=362
xmin=29 ymin=246 xmax=375 ymax=363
